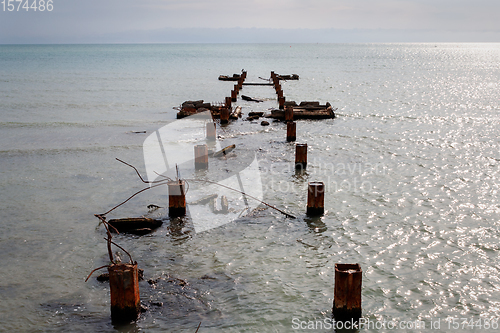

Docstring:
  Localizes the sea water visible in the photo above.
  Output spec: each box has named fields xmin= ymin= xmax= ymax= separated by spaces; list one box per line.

xmin=0 ymin=43 xmax=499 ymax=332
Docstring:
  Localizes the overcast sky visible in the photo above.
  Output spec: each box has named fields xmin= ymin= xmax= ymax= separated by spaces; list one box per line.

xmin=1 ymin=0 xmax=499 ymax=43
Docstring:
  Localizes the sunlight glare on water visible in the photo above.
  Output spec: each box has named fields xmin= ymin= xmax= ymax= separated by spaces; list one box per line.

xmin=0 ymin=43 xmax=499 ymax=332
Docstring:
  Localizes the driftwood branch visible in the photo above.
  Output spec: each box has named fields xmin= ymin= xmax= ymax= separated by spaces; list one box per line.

xmin=186 ymin=178 xmax=296 ymax=219
xmin=153 ymin=171 xmax=174 ymax=182
xmin=100 ymin=159 xmax=295 ymax=219
xmin=98 ymin=181 xmax=169 ymax=216
xmin=95 ymin=214 xmax=120 ymax=234
xmin=85 ymin=265 xmax=109 ymax=282
xmin=105 ymin=238 xmax=134 ymax=264
xmin=89 ymin=158 xmax=294 ymax=285
xmin=116 ymin=158 xmax=168 ymax=184
xmin=89 ymin=159 xmax=167 ymax=283
xmin=95 ymin=214 xmax=116 ymax=264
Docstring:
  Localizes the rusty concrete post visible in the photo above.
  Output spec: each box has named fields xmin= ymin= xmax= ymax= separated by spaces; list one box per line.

xmin=276 ymin=83 xmax=282 ymax=93
xmin=238 ymin=77 xmax=243 ymax=90
xmin=206 ymin=122 xmax=216 ymax=141
xmin=231 ymin=89 xmax=237 ymax=102
xmin=306 ymin=181 xmax=324 ymax=216
xmin=220 ymin=107 xmax=230 ymax=124
xmin=333 ymin=263 xmax=362 ymax=322
xmin=270 ymin=71 xmax=275 ymax=79
xmin=168 ymin=180 xmax=186 ymax=218
xmin=286 ymin=121 xmax=296 ymax=142
xmin=242 ymin=71 xmax=247 ymax=80
xmin=295 ymin=143 xmax=307 ymax=170
xmin=225 ymin=96 xmax=232 ymax=109
xmin=109 ymin=263 xmax=140 ymax=323
xmin=234 ymin=84 xmax=239 ymax=94
xmin=279 ymin=96 xmax=285 ymax=110
xmin=194 ymin=144 xmax=208 ymax=170
xmin=285 ymin=105 xmax=293 ymax=121
xmin=273 ymin=77 xmax=279 ymax=88
xmin=277 ymin=89 xmax=283 ymax=100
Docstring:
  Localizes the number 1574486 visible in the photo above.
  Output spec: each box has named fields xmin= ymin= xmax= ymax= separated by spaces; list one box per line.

xmin=2 ymin=0 xmax=53 ymax=11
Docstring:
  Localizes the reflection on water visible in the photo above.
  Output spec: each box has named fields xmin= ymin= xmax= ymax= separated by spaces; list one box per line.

xmin=0 ymin=43 xmax=499 ymax=331
xmin=305 ymin=216 xmax=328 ymax=234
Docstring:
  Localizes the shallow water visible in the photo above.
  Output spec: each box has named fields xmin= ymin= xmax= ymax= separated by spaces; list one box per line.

xmin=1 ymin=43 xmax=500 ymax=332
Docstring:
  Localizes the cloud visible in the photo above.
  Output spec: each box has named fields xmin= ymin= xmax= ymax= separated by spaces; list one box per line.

xmin=0 ymin=0 xmax=498 ymax=43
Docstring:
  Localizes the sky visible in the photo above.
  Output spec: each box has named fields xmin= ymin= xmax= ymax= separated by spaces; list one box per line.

xmin=1 ymin=0 xmax=499 ymax=43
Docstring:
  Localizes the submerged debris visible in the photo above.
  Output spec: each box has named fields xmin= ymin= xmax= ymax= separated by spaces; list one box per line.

xmin=190 ymin=194 xmax=218 ymax=205
xmin=248 ymin=111 xmax=264 ymax=117
xmin=242 ymin=95 xmax=263 ymax=102
xmin=107 ymin=217 xmax=163 ymax=235
xmin=268 ymin=101 xmax=336 ymax=120
xmin=213 ymin=144 xmax=236 ymax=158
xmin=229 ymin=106 xmax=243 ymax=119
xmin=276 ymin=73 xmax=299 ymax=80
xmin=147 ymin=204 xmax=162 ymax=211
xmin=176 ymin=100 xmax=212 ymax=119
xmin=246 ymin=112 xmax=264 ymax=121
xmin=218 ymin=74 xmax=241 ymax=81
xmin=220 ymin=195 xmax=229 ymax=213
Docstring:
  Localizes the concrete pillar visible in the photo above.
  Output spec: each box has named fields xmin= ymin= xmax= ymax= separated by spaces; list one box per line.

xmin=333 ymin=263 xmax=362 ymax=322
xmin=285 ymin=105 xmax=293 ymax=121
xmin=109 ymin=263 xmax=140 ymax=324
xmin=295 ymin=143 xmax=307 ymax=170
xmin=194 ymin=144 xmax=208 ymax=170
xmin=168 ymin=180 xmax=186 ymax=218
xmin=286 ymin=121 xmax=296 ymax=142
xmin=306 ymin=181 xmax=324 ymax=216
xmin=206 ymin=122 xmax=216 ymax=141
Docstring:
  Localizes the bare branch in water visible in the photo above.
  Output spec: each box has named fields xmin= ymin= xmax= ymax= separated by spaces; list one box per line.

xmin=154 ymin=171 xmax=172 ymax=181
xmin=185 ymin=178 xmax=296 ymax=219
xmin=195 ymin=322 xmax=201 ymax=333
xmin=95 ymin=214 xmax=115 ymax=264
xmin=101 ymin=160 xmax=295 ymax=219
xmin=105 ymin=237 xmax=134 ymax=264
xmin=95 ymin=214 xmax=120 ymax=234
xmin=98 ymin=181 xmax=167 ymax=216
xmin=90 ymin=158 xmax=294 ymax=285
xmin=116 ymin=158 xmax=169 ymax=184
xmin=85 ymin=265 xmax=109 ymax=282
